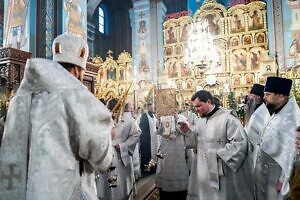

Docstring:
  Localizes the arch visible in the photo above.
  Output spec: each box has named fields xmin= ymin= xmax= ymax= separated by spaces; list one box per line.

xmin=87 ymin=0 xmax=103 ymax=20
xmin=87 ymin=0 xmax=132 ymax=20
xmin=98 ymin=5 xmax=108 ymax=34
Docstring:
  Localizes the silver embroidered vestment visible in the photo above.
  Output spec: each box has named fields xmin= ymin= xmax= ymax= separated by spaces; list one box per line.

xmin=254 ymin=97 xmax=300 ymax=200
xmin=97 ymin=112 xmax=140 ymax=200
xmin=185 ymin=108 xmax=254 ymax=200
xmin=155 ymin=116 xmax=189 ymax=192
xmin=0 ymin=58 xmax=113 ymax=200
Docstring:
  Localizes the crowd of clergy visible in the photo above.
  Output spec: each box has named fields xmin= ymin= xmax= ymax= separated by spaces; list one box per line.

xmin=96 ymin=75 xmax=300 ymax=200
xmin=0 ymin=33 xmax=300 ymax=200
xmin=93 ymin=75 xmax=300 ymax=200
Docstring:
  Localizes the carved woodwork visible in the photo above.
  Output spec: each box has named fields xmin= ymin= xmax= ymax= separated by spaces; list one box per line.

xmin=0 ymin=47 xmax=31 ymax=121
xmin=84 ymin=62 xmax=98 ymax=92
xmin=0 ymin=47 xmax=31 ymax=93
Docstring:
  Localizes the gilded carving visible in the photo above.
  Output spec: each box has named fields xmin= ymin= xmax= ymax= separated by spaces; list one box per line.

xmin=93 ymin=50 xmax=133 ymax=102
xmin=162 ymin=1 xmax=269 ymax=106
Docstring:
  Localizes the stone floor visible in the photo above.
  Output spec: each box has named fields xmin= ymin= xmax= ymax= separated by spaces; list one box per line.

xmin=134 ymin=175 xmax=159 ymax=200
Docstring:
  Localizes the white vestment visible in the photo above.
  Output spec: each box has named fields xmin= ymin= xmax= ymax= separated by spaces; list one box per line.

xmin=155 ymin=116 xmax=189 ymax=192
xmin=181 ymin=111 xmax=198 ymax=171
xmin=146 ymin=112 xmax=159 ymax=160
xmin=254 ymin=97 xmax=300 ymax=200
xmin=185 ymin=108 xmax=254 ymax=200
xmin=0 ymin=58 xmax=113 ymax=200
xmin=244 ymin=103 xmax=270 ymax=172
xmin=97 ymin=112 xmax=140 ymax=200
xmin=132 ymin=118 xmax=141 ymax=181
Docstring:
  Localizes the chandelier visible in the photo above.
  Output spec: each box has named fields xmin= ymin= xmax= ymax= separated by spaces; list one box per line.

xmin=184 ymin=19 xmax=220 ymax=73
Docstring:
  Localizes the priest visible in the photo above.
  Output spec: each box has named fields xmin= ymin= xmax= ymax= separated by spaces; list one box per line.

xmin=244 ymin=83 xmax=270 ymax=172
xmin=139 ymin=103 xmax=159 ymax=175
xmin=244 ymin=83 xmax=265 ymax=124
xmin=97 ymin=101 xmax=140 ymax=200
xmin=254 ymin=76 xmax=300 ymax=200
xmin=0 ymin=33 xmax=113 ymax=200
xmin=180 ymin=90 xmax=254 ymax=200
xmin=155 ymin=112 xmax=189 ymax=200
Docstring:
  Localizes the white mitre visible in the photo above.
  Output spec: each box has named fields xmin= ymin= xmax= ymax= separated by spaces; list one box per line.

xmin=52 ymin=33 xmax=89 ymax=70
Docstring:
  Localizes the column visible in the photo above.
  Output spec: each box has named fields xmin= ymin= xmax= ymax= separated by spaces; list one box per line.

xmin=130 ymin=0 xmax=151 ymax=83
xmin=3 ymin=0 xmax=30 ymax=51
xmin=35 ymin=0 xmax=55 ymax=58
xmin=130 ymin=0 xmax=166 ymax=84
xmin=150 ymin=1 xmax=166 ymax=85
xmin=272 ymin=0 xmax=285 ymax=69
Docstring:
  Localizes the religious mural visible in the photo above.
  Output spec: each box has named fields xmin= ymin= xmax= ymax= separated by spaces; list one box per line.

xmin=137 ymin=11 xmax=150 ymax=75
xmin=287 ymin=0 xmax=300 ymax=67
xmin=135 ymin=82 xmax=154 ymax=108
xmin=232 ymin=74 xmax=240 ymax=85
xmin=243 ymin=35 xmax=252 ymax=45
xmin=290 ymin=32 xmax=300 ymax=57
xmin=107 ymin=65 xmax=116 ymax=80
xmin=180 ymin=23 xmax=189 ymax=42
xmin=205 ymin=13 xmax=221 ymax=35
xmin=139 ymin=55 xmax=149 ymax=73
xmin=166 ymin=26 xmax=177 ymax=44
xmin=250 ymin=47 xmax=265 ymax=70
xmin=130 ymin=1 xmax=166 ymax=109
xmin=255 ymin=32 xmax=265 ymax=44
xmin=163 ymin=16 xmax=193 ymax=80
xmin=138 ymin=20 xmax=147 ymax=35
xmin=138 ymin=39 xmax=149 ymax=73
xmin=4 ymin=0 xmax=30 ymax=50
xmin=232 ymin=49 xmax=247 ymax=71
xmin=249 ymin=10 xmax=263 ymax=30
xmin=245 ymin=73 xmax=254 ymax=85
xmin=63 ymin=0 xmax=86 ymax=39
xmin=233 ymin=14 xmax=245 ymax=33
xmin=230 ymin=37 xmax=239 ymax=47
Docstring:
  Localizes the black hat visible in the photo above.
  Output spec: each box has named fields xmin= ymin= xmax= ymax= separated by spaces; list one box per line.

xmin=264 ymin=76 xmax=292 ymax=96
xmin=250 ymin=84 xmax=265 ymax=100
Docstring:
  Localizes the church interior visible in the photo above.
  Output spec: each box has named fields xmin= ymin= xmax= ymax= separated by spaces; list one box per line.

xmin=0 ymin=0 xmax=300 ymax=199
xmin=0 ymin=0 xmax=300 ymax=114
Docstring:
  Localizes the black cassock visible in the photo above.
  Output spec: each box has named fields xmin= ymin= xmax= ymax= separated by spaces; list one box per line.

xmin=139 ymin=112 xmax=155 ymax=174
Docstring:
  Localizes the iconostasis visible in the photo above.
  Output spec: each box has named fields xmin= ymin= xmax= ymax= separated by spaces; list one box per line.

xmin=92 ymin=49 xmax=156 ymax=110
xmin=93 ymin=51 xmax=134 ymax=102
xmin=161 ymin=0 xmax=275 ymax=107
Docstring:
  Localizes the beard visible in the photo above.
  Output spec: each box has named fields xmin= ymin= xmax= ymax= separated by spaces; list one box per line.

xmin=244 ymin=98 xmax=257 ymax=124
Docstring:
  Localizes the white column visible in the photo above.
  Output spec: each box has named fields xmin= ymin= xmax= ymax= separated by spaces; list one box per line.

xmin=130 ymin=0 xmax=166 ymax=84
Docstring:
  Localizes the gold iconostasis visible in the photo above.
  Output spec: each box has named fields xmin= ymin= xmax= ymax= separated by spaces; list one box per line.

xmin=161 ymin=0 xmax=274 ymax=106
xmin=93 ymin=0 xmax=300 ymax=110
xmin=92 ymin=50 xmax=156 ymax=109
xmin=93 ymin=50 xmax=133 ymax=101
